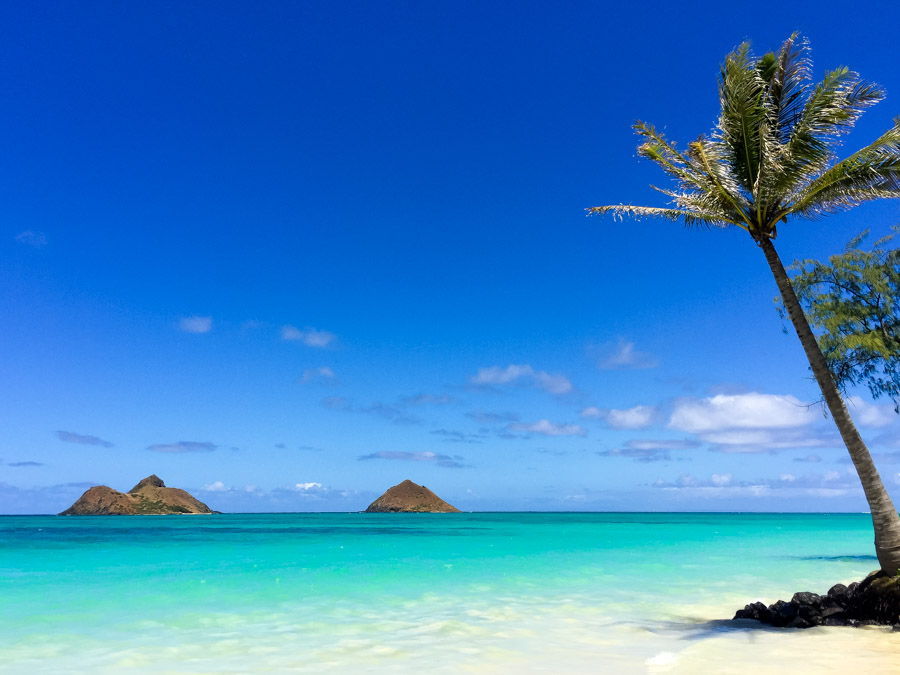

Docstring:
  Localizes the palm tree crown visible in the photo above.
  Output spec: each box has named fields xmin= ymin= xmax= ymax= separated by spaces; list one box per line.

xmin=590 ymin=33 xmax=900 ymax=241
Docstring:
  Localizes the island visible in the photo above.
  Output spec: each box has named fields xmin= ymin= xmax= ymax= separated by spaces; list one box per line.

xmin=365 ymin=479 xmax=460 ymax=513
xmin=59 ymin=474 xmax=215 ymax=515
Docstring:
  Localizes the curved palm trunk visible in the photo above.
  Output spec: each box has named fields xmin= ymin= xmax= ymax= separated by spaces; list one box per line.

xmin=759 ymin=236 xmax=900 ymax=575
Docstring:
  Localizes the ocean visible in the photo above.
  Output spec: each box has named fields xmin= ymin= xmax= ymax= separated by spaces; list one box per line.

xmin=1 ymin=512 xmax=898 ymax=673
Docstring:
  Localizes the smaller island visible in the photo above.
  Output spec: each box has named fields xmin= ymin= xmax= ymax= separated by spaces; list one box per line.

xmin=365 ymin=479 xmax=460 ymax=513
xmin=59 ymin=475 xmax=215 ymax=515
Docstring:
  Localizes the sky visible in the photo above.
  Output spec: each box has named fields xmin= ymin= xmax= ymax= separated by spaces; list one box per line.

xmin=3 ymin=1 xmax=900 ymax=514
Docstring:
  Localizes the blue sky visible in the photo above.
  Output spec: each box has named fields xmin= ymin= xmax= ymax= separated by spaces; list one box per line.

xmin=3 ymin=1 xmax=900 ymax=513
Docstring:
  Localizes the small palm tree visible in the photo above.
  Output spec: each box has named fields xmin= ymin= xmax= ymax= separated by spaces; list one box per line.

xmin=590 ymin=34 xmax=900 ymax=574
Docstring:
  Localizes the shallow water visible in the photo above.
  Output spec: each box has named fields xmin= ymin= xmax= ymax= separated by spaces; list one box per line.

xmin=2 ymin=513 xmax=898 ymax=673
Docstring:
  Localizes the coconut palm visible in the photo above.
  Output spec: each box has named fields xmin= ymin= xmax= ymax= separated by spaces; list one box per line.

xmin=590 ymin=34 xmax=900 ymax=574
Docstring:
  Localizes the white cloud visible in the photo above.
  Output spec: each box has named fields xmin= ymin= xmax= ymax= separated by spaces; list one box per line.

xmin=669 ymin=393 xmax=815 ymax=433
xmin=710 ymin=473 xmax=733 ymax=486
xmin=581 ymin=405 xmax=656 ymax=429
xmin=14 ymin=230 xmax=47 ymax=247
xmin=592 ymin=339 xmax=657 ymax=370
xmin=606 ymin=405 xmax=656 ymax=430
xmin=282 ymin=325 xmax=335 ymax=347
xmin=179 ymin=316 xmax=212 ymax=334
xmin=846 ymin=396 xmax=895 ymax=428
xmin=509 ymin=419 xmax=587 ymax=437
xmin=293 ymin=482 xmax=323 ymax=491
xmin=699 ymin=429 xmax=823 ymax=448
xmin=469 ymin=364 xmax=572 ymax=395
xmin=201 ymin=481 xmax=228 ymax=492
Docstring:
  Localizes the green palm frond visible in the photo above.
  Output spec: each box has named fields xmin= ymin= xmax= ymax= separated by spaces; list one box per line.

xmin=765 ymin=33 xmax=811 ymax=145
xmin=716 ymin=41 xmax=768 ymax=195
xmin=788 ymin=118 xmax=900 ymax=217
xmin=771 ymin=68 xmax=884 ymax=199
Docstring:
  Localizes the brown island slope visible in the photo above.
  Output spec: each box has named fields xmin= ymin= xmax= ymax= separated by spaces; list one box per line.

xmin=60 ymin=475 xmax=214 ymax=515
xmin=365 ymin=479 xmax=460 ymax=513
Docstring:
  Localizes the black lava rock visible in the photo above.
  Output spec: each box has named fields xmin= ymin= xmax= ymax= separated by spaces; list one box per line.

xmin=732 ymin=571 xmax=900 ymax=629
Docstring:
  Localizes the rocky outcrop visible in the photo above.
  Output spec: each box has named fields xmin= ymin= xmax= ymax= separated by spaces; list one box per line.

xmin=60 ymin=475 xmax=214 ymax=515
xmin=365 ymin=479 xmax=460 ymax=513
xmin=733 ymin=571 xmax=900 ymax=628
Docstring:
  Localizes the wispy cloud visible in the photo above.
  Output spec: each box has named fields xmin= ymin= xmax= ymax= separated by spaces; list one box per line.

xmin=430 ymin=428 xmax=484 ymax=444
xmin=581 ymin=404 xmax=656 ymax=429
xmin=466 ymin=410 xmax=520 ymax=425
xmin=147 ymin=441 xmax=217 ymax=453
xmin=321 ymin=397 xmax=422 ymax=425
xmin=357 ymin=450 xmax=468 ymax=468
xmin=299 ymin=366 xmax=337 ymax=384
xmin=7 ymin=461 xmax=44 ymax=467
xmin=597 ymin=438 xmax=699 ymax=462
xmin=401 ymin=393 xmax=457 ymax=406
xmin=281 ymin=325 xmax=335 ymax=347
xmin=651 ymin=470 xmax=854 ymax=497
xmin=794 ymin=454 xmax=822 ymax=463
xmin=469 ymin=364 xmax=572 ymax=395
xmin=200 ymin=480 xmax=260 ymax=494
xmin=591 ymin=339 xmax=657 ymax=370
xmin=56 ymin=430 xmax=114 ymax=448
xmin=508 ymin=419 xmax=587 ymax=437
xmin=14 ymin=230 xmax=47 ymax=247
xmin=596 ymin=448 xmax=678 ymax=462
xmin=621 ymin=439 xmax=701 ymax=451
xmin=179 ymin=316 xmax=212 ymax=334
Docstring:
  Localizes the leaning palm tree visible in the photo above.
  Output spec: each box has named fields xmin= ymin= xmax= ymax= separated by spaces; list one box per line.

xmin=590 ymin=34 xmax=900 ymax=574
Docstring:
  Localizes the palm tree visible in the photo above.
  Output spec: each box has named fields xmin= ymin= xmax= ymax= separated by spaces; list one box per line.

xmin=590 ymin=34 xmax=900 ymax=574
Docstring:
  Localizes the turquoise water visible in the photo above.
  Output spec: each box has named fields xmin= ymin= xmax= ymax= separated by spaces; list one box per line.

xmin=2 ymin=513 xmax=898 ymax=673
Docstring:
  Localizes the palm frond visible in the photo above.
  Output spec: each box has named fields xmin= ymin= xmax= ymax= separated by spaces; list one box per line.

xmin=586 ymin=204 xmax=735 ymax=228
xmin=787 ymin=118 xmax=900 ymax=217
xmin=686 ymin=137 xmax=752 ymax=225
xmin=766 ymin=33 xmax=812 ymax=144
xmin=771 ymin=68 xmax=885 ymax=198
xmin=632 ymin=122 xmax=708 ymax=190
xmin=753 ymin=34 xmax=810 ymax=215
xmin=716 ymin=42 xmax=768 ymax=194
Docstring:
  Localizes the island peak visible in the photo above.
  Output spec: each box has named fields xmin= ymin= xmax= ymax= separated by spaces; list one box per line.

xmin=365 ymin=479 xmax=460 ymax=513
xmin=129 ymin=474 xmax=166 ymax=492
